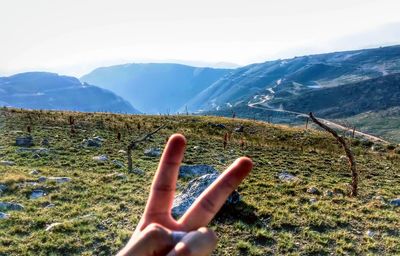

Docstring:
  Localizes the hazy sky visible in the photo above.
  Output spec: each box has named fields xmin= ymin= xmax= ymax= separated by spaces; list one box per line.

xmin=1 ymin=0 xmax=400 ymax=76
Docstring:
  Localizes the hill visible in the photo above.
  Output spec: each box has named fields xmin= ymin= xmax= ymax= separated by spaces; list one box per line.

xmin=0 ymin=72 xmax=140 ymax=114
xmin=0 ymin=109 xmax=399 ymax=255
xmin=185 ymin=45 xmax=400 ymax=112
xmin=80 ymin=63 xmax=231 ymax=114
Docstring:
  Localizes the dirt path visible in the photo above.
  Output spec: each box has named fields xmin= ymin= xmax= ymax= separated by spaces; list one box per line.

xmin=248 ymin=102 xmax=389 ymax=144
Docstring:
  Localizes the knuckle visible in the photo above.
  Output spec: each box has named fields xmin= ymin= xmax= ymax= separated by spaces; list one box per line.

xmin=199 ymin=197 xmax=216 ymax=214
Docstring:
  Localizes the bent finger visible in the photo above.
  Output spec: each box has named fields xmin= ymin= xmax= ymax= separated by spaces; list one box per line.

xmin=179 ymin=157 xmax=252 ymax=230
xmin=166 ymin=227 xmax=217 ymax=256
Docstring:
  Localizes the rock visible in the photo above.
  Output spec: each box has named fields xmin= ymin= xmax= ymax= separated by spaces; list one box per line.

xmin=172 ymin=173 xmax=240 ymax=218
xmin=41 ymin=138 xmax=50 ymax=146
xmin=0 ymin=160 xmax=15 ymax=166
xmin=324 ymin=190 xmax=334 ymax=197
xmin=366 ymin=230 xmax=376 ymax=237
xmin=45 ymin=222 xmax=63 ymax=231
xmin=0 ymin=202 xmax=24 ymax=211
xmin=48 ymin=177 xmax=72 ymax=183
xmin=309 ymin=198 xmax=317 ymax=204
xmin=307 ymin=187 xmax=320 ymax=195
xmin=118 ymin=149 xmax=127 ymax=154
xmin=44 ymin=203 xmax=55 ymax=208
xmin=93 ymin=155 xmax=108 ymax=162
xmin=30 ymin=169 xmax=40 ymax=175
xmin=38 ymin=176 xmax=47 ymax=182
xmin=0 ymin=184 xmax=7 ymax=192
xmin=84 ymin=137 xmax=103 ymax=147
xmin=193 ymin=146 xmax=205 ymax=152
xmin=16 ymin=136 xmax=33 ymax=147
xmin=179 ymin=165 xmax=218 ymax=178
xmin=144 ymin=148 xmax=161 ymax=157
xmin=30 ymin=190 xmax=46 ymax=199
xmin=339 ymin=155 xmax=348 ymax=163
xmin=234 ymin=125 xmax=244 ymax=132
xmin=389 ymin=198 xmax=400 ymax=207
xmin=129 ymin=168 xmax=144 ymax=175
xmin=278 ymin=172 xmax=299 ymax=182
xmin=112 ymin=160 xmax=125 ymax=168
xmin=106 ymin=173 xmax=127 ymax=180
xmin=0 ymin=212 xmax=9 ymax=219
xmin=16 ymin=147 xmax=49 ymax=154
xmin=208 ymin=123 xmax=226 ymax=129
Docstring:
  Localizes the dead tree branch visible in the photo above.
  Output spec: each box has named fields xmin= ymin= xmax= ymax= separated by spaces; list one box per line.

xmin=127 ymin=124 xmax=166 ymax=172
xmin=309 ymin=112 xmax=358 ymax=196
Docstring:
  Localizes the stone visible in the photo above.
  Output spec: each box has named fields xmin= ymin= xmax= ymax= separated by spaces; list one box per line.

xmin=179 ymin=164 xmax=218 ymax=178
xmin=129 ymin=168 xmax=144 ymax=175
xmin=309 ymin=198 xmax=317 ymax=203
xmin=366 ymin=230 xmax=376 ymax=237
xmin=112 ymin=160 xmax=125 ymax=168
xmin=0 ymin=160 xmax=15 ymax=166
xmin=30 ymin=169 xmax=40 ymax=175
xmin=15 ymin=136 xmax=33 ymax=147
xmin=48 ymin=177 xmax=72 ymax=183
xmin=38 ymin=176 xmax=47 ymax=182
xmin=324 ymin=190 xmax=334 ymax=197
xmin=208 ymin=123 xmax=226 ymax=129
xmin=171 ymin=173 xmax=240 ymax=218
xmin=106 ymin=173 xmax=127 ymax=180
xmin=234 ymin=125 xmax=244 ymax=132
xmin=144 ymin=148 xmax=161 ymax=157
xmin=30 ymin=190 xmax=46 ymax=199
xmin=389 ymin=198 xmax=400 ymax=207
xmin=44 ymin=203 xmax=55 ymax=208
xmin=93 ymin=155 xmax=108 ymax=162
xmin=307 ymin=187 xmax=320 ymax=195
xmin=84 ymin=137 xmax=103 ymax=147
xmin=0 ymin=212 xmax=9 ymax=219
xmin=0 ymin=202 xmax=24 ymax=211
xmin=278 ymin=172 xmax=299 ymax=182
xmin=118 ymin=149 xmax=127 ymax=154
xmin=41 ymin=138 xmax=50 ymax=146
xmin=45 ymin=222 xmax=63 ymax=231
xmin=0 ymin=184 xmax=7 ymax=192
xmin=339 ymin=155 xmax=348 ymax=163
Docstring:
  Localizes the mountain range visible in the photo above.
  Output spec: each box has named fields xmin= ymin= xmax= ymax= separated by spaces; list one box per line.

xmin=0 ymin=72 xmax=139 ymax=113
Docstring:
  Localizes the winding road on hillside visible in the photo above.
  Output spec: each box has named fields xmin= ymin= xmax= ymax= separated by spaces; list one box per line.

xmin=248 ymin=101 xmax=389 ymax=144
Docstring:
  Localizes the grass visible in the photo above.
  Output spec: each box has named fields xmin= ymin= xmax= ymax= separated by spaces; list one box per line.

xmin=0 ymin=108 xmax=399 ymax=255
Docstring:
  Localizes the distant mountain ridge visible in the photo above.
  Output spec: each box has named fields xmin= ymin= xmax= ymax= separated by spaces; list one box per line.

xmin=184 ymin=45 xmax=400 ymax=112
xmin=80 ymin=63 xmax=231 ymax=114
xmin=0 ymin=72 xmax=139 ymax=113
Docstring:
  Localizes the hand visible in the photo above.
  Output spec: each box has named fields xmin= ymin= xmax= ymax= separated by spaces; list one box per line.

xmin=117 ymin=134 xmax=253 ymax=256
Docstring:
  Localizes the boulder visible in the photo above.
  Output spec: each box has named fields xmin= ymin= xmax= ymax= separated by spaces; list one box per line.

xmin=144 ymin=148 xmax=161 ymax=157
xmin=389 ymin=198 xmax=400 ymax=207
xmin=0 ymin=212 xmax=9 ymax=219
xmin=41 ymin=138 xmax=50 ymax=146
xmin=0 ymin=202 xmax=24 ymax=211
xmin=84 ymin=137 xmax=103 ymax=147
xmin=306 ymin=187 xmax=320 ymax=195
xmin=16 ymin=136 xmax=33 ymax=147
xmin=234 ymin=125 xmax=244 ymax=132
xmin=93 ymin=155 xmax=108 ymax=162
xmin=179 ymin=164 xmax=218 ymax=178
xmin=38 ymin=176 xmax=47 ymax=182
xmin=30 ymin=190 xmax=46 ymax=199
xmin=278 ymin=172 xmax=299 ymax=182
xmin=30 ymin=169 xmax=40 ymax=175
xmin=171 ymin=173 xmax=240 ymax=218
xmin=48 ymin=177 xmax=72 ymax=183
xmin=0 ymin=160 xmax=15 ymax=166
xmin=112 ymin=160 xmax=125 ymax=168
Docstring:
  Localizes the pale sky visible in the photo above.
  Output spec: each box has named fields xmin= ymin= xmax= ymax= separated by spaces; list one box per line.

xmin=1 ymin=0 xmax=400 ymax=77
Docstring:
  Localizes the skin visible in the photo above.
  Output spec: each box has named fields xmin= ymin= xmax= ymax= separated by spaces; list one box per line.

xmin=117 ymin=134 xmax=253 ymax=256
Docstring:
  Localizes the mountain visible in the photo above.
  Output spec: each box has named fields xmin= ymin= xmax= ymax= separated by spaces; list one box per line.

xmin=0 ymin=72 xmax=139 ymax=113
xmin=80 ymin=63 xmax=231 ymax=114
xmin=185 ymin=45 xmax=400 ymax=112
xmin=268 ymin=73 xmax=400 ymax=118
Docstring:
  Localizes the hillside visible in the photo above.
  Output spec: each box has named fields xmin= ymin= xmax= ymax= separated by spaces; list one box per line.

xmin=268 ymin=73 xmax=400 ymax=118
xmin=0 ymin=72 xmax=139 ymax=114
xmin=0 ymin=109 xmax=399 ymax=255
xmin=80 ymin=63 xmax=231 ymax=114
xmin=185 ymin=45 xmax=400 ymax=112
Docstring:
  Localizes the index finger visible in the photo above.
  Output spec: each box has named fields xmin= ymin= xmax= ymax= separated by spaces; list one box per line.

xmin=144 ymin=134 xmax=186 ymax=218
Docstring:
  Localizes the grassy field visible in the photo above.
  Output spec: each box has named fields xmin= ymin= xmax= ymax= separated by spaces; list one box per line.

xmin=0 ymin=108 xmax=399 ymax=255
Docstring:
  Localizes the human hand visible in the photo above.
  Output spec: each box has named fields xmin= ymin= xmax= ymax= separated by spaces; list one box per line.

xmin=117 ymin=134 xmax=253 ymax=256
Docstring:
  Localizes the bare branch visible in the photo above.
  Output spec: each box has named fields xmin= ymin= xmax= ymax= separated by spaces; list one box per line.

xmin=309 ymin=112 xmax=358 ymax=196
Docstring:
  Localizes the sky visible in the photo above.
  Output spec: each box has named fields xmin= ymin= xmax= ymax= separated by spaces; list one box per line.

xmin=1 ymin=0 xmax=400 ymax=77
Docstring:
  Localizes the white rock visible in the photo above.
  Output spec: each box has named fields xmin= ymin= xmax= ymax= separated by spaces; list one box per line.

xmin=30 ymin=190 xmax=46 ymax=199
xmin=0 ymin=160 xmax=15 ymax=166
xmin=0 ymin=212 xmax=9 ymax=219
xmin=93 ymin=155 xmax=108 ymax=162
xmin=46 ymin=222 xmax=62 ymax=231
xmin=48 ymin=177 xmax=72 ymax=183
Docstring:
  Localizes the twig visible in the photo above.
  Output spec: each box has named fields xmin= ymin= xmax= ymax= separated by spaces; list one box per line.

xmin=309 ymin=112 xmax=358 ymax=196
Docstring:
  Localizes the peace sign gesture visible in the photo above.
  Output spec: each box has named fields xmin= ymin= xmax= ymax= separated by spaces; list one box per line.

xmin=118 ymin=134 xmax=253 ymax=256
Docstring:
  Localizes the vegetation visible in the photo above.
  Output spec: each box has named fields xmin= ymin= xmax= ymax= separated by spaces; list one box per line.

xmin=0 ymin=108 xmax=399 ymax=255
